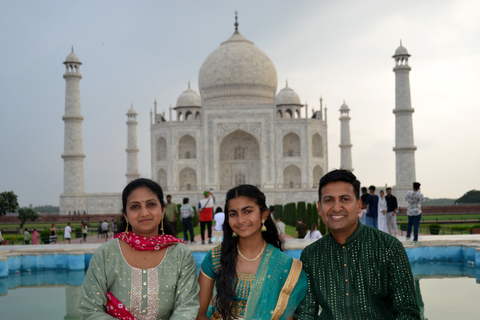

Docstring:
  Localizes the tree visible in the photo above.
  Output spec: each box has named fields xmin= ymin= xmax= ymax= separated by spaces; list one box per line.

xmin=17 ymin=207 xmax=41 ymax=230
xmin=0 ymin=191 xmax=19 ymax=216
xmin=455 ymin=190 xmax=480 ymax=204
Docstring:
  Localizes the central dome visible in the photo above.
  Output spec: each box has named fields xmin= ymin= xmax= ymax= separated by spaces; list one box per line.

xmin=198 ymin=31 xmax=277 ymax=103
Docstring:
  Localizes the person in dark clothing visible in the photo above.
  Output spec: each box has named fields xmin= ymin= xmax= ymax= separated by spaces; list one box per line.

xmin=296 ymin=218 xmax=309 ymax=238
xmin=385 ymin=187 xmax=399 ymax=236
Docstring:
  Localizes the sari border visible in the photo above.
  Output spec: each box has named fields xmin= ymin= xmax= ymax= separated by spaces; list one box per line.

xmin=271 ymin=258 xmax=303 ymax=320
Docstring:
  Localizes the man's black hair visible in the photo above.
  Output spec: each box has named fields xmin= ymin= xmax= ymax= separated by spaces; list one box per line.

xmin=318 ymin=169 xmax=361 ymax=200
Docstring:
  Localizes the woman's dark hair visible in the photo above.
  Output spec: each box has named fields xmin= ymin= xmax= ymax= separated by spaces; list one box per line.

xmin=215 ymin=184 xmax=282 ymax=320
xmin=117 ymin=178 xmax=176 ymax=237
xmin=310 ymin=223 xmax=317 ymax=232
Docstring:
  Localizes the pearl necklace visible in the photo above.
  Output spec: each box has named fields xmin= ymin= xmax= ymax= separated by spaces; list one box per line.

xmin=237 ymin=241 xmax=267 ymax=262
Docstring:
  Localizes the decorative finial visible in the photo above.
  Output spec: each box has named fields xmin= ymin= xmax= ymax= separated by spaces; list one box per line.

xmin=234 ymin=10 xmax=239 ymax=32
xmin=286 ymin=79 xmax=288 ymax=88
xmin=400 ymin=39 xmax=402 ymax=46
xmin=188 ymin=81 xmax=190 ymax=89
xmin=71 ymin=46 xmax=74 ymax=53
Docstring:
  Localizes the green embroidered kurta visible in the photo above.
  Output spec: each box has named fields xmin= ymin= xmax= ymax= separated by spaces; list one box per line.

xmin=295 ymin=223 xmax=420 ymax=320
xmin=79 ymin=239 xmax=200 ymax=319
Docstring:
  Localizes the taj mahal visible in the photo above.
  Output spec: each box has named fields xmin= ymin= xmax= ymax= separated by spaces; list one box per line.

xmin=59 ymin=18 xmax=417 ymax=215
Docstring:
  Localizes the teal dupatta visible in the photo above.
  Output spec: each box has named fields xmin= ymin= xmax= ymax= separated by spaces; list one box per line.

xmin=242 ymin=244 xmax=308 ymax=320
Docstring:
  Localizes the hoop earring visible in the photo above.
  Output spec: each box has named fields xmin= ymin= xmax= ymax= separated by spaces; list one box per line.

xmin=125 ymin=219 xmax=129 ymax=234
xmin=160 ymin=217 xmax=165 ymax=235
xmin=261 ymin=220 xmax=267 ymax=232
xmin=232 ymin=232 xmax=238 ymax=237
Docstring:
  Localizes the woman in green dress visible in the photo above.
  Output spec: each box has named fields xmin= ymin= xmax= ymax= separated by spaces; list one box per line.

xmin=79 ymin=178 xmax=200 ymax=319
xmin=197 ymin=185 xmax=308 ymax=320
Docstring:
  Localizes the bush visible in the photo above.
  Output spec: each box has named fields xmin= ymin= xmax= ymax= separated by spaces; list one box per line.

xmin=451 ymin=225 xmax=469 ymax=231
xmin=399 ymin=222 xmax=408 ymax=231
xmin=429 ymin=223 xmax=441 ymax=235
xmin=40 ymin=229 xmax=50 ymax=244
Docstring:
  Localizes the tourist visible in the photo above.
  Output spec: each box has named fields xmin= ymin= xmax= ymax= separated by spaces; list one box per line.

xmin=213 ymin=207 xmax=224 ymax=231
xmin=295 ymin=169 xmax=420 ymax=319
xmin=180 ymin=197 xmax=195 ymax=244
xmin=386 ymin=187 xmax=399 ymax=236
xmin=198 ymin=190 xmax=215 ymax=244
xmin=365 ymin=185 xmax=379 ymax=229
xmin=79 ymin=178 xmax=199 ymax=319
xmin=359 ymin=186 xmax=369 ymax=225
xmin=378 ymin=190 xmax=388 ymax=232
xmin=165 ymin=194 xmax=179 ymax=233
xmin=295 ymin=218 xmax=308 ymax=238
xmin=32 ymin=228 xmax=39 ymax=245
xmin=49 ymin=223 xmax=57 ymax=244
xmin=24 ymin=229 xmax=30 ymax=245
xmin=275 ymin=217 xmax=286 ymax=243
xmin=101 ymin=220 xmax=108 ymax=238
xmin=269 ymin=205 xmax=276 ymax=221
xmin=64 ymin=222 xmax=72 ymax=244
xmin=406 ymin=182 xmax=424 ymax=244
xmin=82 ymin=222 xmax=88 ymax=242
xmin=197 ymin=184 xmax=307 ymax=320
xmin=0 ymin=228 xmax=3 ymax=244
xmin=97 ymin=221 xmax=102 ymax=238
xmin=304 ymin=223 xmax=322 ymax=240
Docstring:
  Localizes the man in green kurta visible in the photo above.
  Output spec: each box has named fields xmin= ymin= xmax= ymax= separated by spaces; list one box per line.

xmin=295 ymin=169 xmax=420 ymax=319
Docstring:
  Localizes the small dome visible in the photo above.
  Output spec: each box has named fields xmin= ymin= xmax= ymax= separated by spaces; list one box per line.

xmin=65 ymin=50 xmax=81 ymax=64
xmin=340 ymin=101 xmax=349 ymax=111
xmin=276 ymin=85 xmax=301 ymax=106
xmin=393 ymin=42 xmax=410 ymax=57
xmin=127 ymin=105 xmax=137 ymax=115
xmin=176 ymin=87 xmax=201 ymax=108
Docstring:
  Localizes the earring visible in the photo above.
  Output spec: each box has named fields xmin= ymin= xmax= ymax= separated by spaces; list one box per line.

xmin=261 ymin=220 xmax=267 ymax=232
xmin=232 ymin=232 xmax=238 ymax=237
xmin=125 ymin=219 xmax=129 ymax=234
xmin=160 ymin=217 xmax=165 ymax=235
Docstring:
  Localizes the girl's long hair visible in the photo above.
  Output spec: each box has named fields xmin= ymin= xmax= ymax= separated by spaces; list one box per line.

xmin=215 ymin=184 xmax=282 ymax=320
xmin=117 ymin=178 xmax=176 ymax=237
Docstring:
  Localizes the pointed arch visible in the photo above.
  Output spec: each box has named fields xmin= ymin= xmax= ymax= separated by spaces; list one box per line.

xmin=313 ymin=165 xmax=324 ymax=187
xmin=185 ymin=111 xmax=193 ymax=121
xmin=283 ymin=132 xmax=301 ymax=157
xmin=312 ymin=133 xmax=323 ymax=157
xmin=285 ymin=109 xmax=292 ymax=119
xmin=195 ymin=112 xmax=201 ymax=120
xmin=277 ymin=110 xmax=282 ymax=119
xmin=284 ymin=165 xmax=301 ymax=189
xmin=179 ymin=167 xmax=197 ymax=191
xmin=156 ymin=137 xmax=167 ymax=161
xmin=219 ymin=129 xmax=260 ymax=190
xmin=157 ymin=169 xmax=167 ymax=188
xmin=179 ymin=134 xmax=196 ymax=159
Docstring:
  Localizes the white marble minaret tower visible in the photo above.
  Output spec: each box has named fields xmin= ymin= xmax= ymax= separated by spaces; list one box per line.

xmin=339 ymin=101 xmax=353 ymax=171
xmin=392 ymin=42 xmax=417 ymax=204
xmin=126 ymin=105 xmax=140 ymax=183
xmin=60 ymin=48 xmax=86 ymax=215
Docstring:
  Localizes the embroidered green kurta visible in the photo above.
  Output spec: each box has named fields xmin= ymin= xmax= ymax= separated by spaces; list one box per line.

xmin=79 ymin=239 xmax=200 ymax=319
xmin=295 ymin=223 xmax=420 ymax=320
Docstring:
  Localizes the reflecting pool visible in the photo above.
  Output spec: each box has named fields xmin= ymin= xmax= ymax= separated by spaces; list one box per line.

xmin=0 ymin=263 xmax=479 ymax=319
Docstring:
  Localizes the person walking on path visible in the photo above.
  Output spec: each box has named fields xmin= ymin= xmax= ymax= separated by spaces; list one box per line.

xmin=180 ymin=197 xmax=195 ymax=244
xmin=97 ymin=221 xmax=103 ymax=238
xmin=82 ymin=222 xmax=88 ymax=242
xmin=165 ymin=195 xmax=179 ymax=233
xmin=198 ymin=191 xmax=215 ymax=244
xmin=406 ymin=182 xmax=424 ymax=244
xmin=64 ymin=223 xmax=72 ymax=244
xmin=378 ymin=190 xmax=388 ymax=232
xmin=32 ymin=228 xmax=39 ymax=245
xmin=386 ymin=187 xmax=398 ymax=236
xmin=49 ymin=223 xmax=57 ymax=244
xmin=101 ymin=220 xmax=108 ymax=240
xmin=24 ymin=229 xmax=31 ymax=245
xmin=365 ymin=186 xmax=379 ymax=229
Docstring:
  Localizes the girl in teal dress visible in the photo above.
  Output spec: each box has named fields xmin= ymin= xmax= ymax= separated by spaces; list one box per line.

xmin=197 ymin=185 xmax=307 ymax=320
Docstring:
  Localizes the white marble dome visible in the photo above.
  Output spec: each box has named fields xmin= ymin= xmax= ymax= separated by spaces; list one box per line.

xmin=198 ymin=31 xmax=277 ymax=101
xmin=127 ymin=105 xmax=137 ymax=114
xmin=65 ymin=51 xmax=81 ymax=63
xmin=276 ymin=85 xmax=301 ymax=105
xmin=340 ymin=101 xmax=349 ymax=111
xmin=394 ymin=44 xmax=410 ymax=57
xmin=176 ymin=87 xmax=201 ymax=107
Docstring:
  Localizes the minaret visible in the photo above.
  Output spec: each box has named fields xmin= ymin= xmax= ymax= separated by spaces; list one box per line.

xmin=339 ymin=101 xmax=353 ymax=171
xmin=60 ymin=48 xmax=86 ymax=215
xmin=126 ymin=104 xmax=140 ymax=183
xmin=392 ymin=41 xmax=417 ymax=203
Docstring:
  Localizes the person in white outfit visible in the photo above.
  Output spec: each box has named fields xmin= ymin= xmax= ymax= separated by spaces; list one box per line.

xmin=377 ymin=190 xmax=388 ymax=233
xmin=304 ymin=223 xmax=322 ymax=240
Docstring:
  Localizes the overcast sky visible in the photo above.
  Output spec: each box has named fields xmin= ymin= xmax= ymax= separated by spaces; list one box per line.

xmin=1 ymin=0 xmax=479 ymax=207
